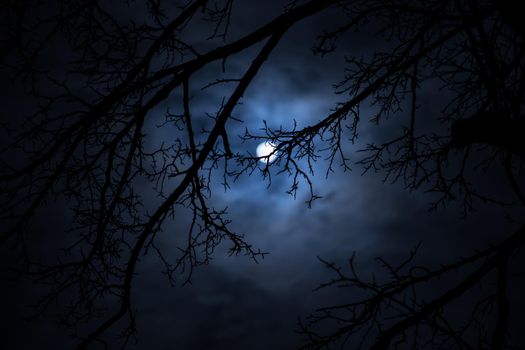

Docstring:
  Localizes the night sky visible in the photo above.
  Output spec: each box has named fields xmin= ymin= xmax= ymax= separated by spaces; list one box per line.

xmin=1 ymin=1 xmax=524 ymax=349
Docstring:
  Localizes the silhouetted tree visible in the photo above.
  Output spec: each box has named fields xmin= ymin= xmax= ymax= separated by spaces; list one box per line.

xmin=291 ymin=1 xmax=525 ymax=349
xmin=1 ymin=0 xmax=523 ymax=349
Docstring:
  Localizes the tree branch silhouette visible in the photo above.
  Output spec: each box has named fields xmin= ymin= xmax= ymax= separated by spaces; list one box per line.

xmin=1 ymin=0 xmax=524 ymax=349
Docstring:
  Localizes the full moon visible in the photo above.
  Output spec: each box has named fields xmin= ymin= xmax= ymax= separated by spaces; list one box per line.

xmin=255 ymin=141 xmax=277 ymax=164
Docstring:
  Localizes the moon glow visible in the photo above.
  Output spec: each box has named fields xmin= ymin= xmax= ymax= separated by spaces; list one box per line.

xmin=256 ymin=141 xmax=277 ymax=164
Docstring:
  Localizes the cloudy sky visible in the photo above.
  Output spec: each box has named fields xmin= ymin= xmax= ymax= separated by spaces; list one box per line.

xmin=1 ymin=1 xmax=523 ymax=349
